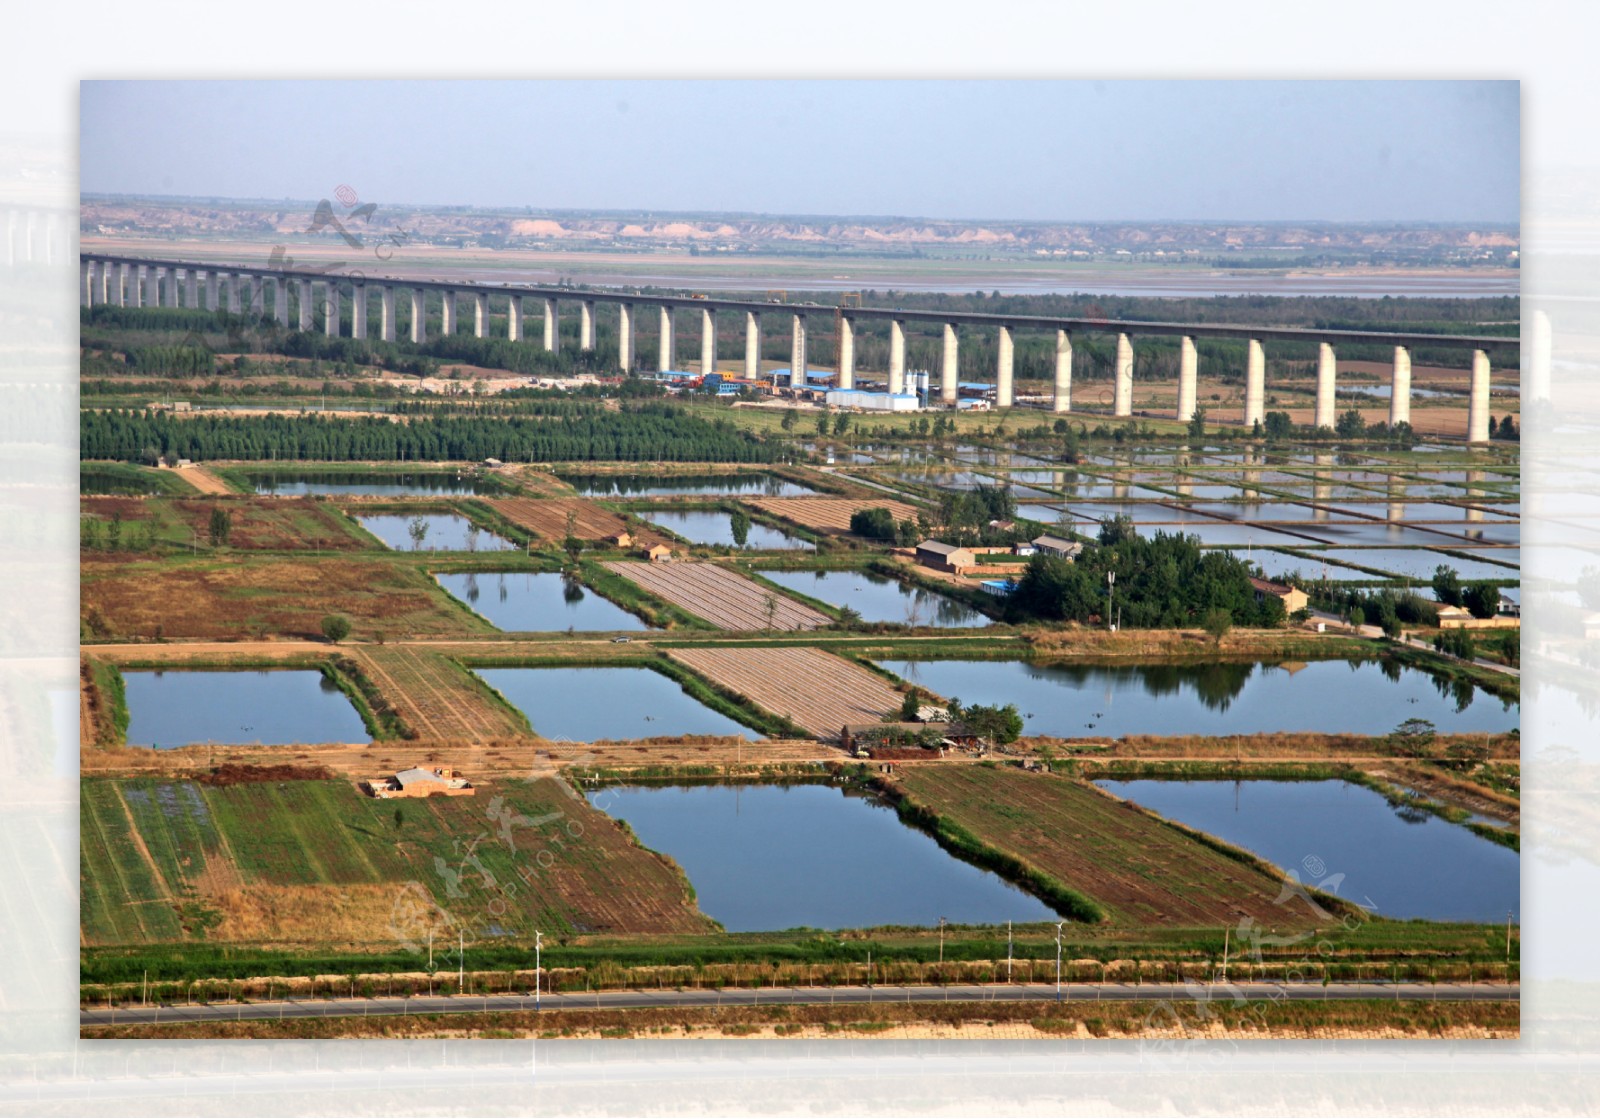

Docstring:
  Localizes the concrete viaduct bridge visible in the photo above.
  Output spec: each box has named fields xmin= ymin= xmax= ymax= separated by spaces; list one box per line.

xmin=79 ymin=253 xmax=1518 ymax=442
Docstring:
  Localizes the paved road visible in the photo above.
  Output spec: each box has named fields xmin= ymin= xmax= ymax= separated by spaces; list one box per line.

xmin=82 ymin=981 xmax=1517 ymax=1029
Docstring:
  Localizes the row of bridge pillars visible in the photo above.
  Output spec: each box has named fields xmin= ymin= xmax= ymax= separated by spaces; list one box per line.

xmin=80 ymin=258 xmax=1505 ymax=442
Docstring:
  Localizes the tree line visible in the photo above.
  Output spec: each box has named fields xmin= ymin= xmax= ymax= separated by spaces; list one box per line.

xmin=80 ymin=404 xmax=778 ymax=465
xmin=1005 ymin=521 xmax=1284 ymax=629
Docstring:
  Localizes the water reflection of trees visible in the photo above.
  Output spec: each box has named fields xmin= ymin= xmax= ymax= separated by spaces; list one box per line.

xmin=1023 ymin=661 xmax=1258 ymax=712
xmin=464 ymin=573 xmax=480 ymax=603
xmin=1429 ymin=670 xmax=1479 ymax=714
xmin=562 ymin=572 xmax=586 ymax=605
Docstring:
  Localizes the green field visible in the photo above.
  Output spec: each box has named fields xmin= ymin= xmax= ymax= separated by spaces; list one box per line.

xmin=79 ymin=775 xmax=714 ymax=949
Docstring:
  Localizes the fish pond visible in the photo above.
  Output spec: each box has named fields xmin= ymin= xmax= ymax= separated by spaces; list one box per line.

xmin=122 ymin=669 xmax=369 ymax=748
xmin=759 ymin=568 xmax=991 ymax=628
xmin=1096 ymin=779 xmax=1517 ymax=922
xmin=475 ymin=667 xmax=760 ymax=741
xmin=560 ymin=472 xmax=816 ymax=498
xmin=645 ymin=510 xmax=813 ymax=551
xmin=874 ymin=658 xmax=1518 ymax=737
xmin=246 ymin=470 xmax=500 ymax=496
xmin=435 ymin=572 xmax=651 ymax=632
xmin=589 ymin=783 xmax=1057 ymax=931
xmin=356 ymin=513 xmax=517 ymax=552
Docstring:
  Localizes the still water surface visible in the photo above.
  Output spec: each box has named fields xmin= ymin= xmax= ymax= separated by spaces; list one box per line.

xmin=1096 ymin=779 xmax=1518 ymax=922
xmin=646 ymin=510 xmax=813 ymax=551
xmin=875 ymin=658 xmax=1517 ymax=737
xmin=476 ymin=667 xmax=759 ymax=741
xmin=561 ymin=473 xmax=815 ymax=498
xmin=435 ymin=572 xmax=650 ymax=632
xmin=760 ymin=569 xmax=992 ymax=627
xmin=357 ymin=513 xmax=516 ymax=552
xmin=123 ymin=669 xmax=368 ymax=747
xmin=247 ymin=471 xmax=495 ymax=496
xmin=590 ymin=783 xmax=1057 ymax=931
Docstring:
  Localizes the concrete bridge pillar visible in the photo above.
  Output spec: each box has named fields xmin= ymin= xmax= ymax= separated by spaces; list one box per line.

xmin=700 ymin=307 xmax=716 ymax=375
xmin=582 ymin=301 xmax=597 ymax=351
xmin=93 ymin=260 xmax=109 ymax=305
xmin=1467 ymin=350 xmax=1492 ymax=443
xmin=889 ymin=319 xmax=906 ymax=395
xmin=1113 ymin=332 xmax=1134 ymax=417
xmin=1176 ymin=335 xmax=1197 ymax=422
xmin=273 ymin=277 xmax=289 ymax=326
xmin=185 ymin=268 xmax=199 ymax=309
xmin=1054 ymin=329 xmax=1074 ymax=413
xmin=225 ymin=273 xmax=241 ymax=314
xmin=837 ymin=315 xmax=855 ymax=390
xmin=658 ymin=305 xmax=674 ymax=371
xmin=409 ymin=288 xmax=426 ymax=343
xmin=381 ymin=286 xmax=396 ymax=341
xmin=472 ymin=291 xmax=488 ymax=339
xmin=941 ymin=323 xmax=959 ymax=405
xmin=299 ymin=280 xmax=315 ymax=332
xmin=441 ymin=290 xmax=457 ymax=336
xmin=167 ymin=268 xmax=183 ymax=308
xmin=996 ymin=325 xmax=1015 ymax=408
xmin=1389 ymin=346 xmax=1412 ymax=428
xmin=506 ymin=294 xmax=522 ymax=342
xmin=80 ymin=258 xmax=93 ymax=306
xmin=352 ymin=285 xmax=369 ymax=339
xmin=205 ymin=271 xmax=219 ymax=312
xmin=263 ymin=277 xmax=280 ymax=325
xmin=324 ymin=283 xmax=341 ymax=337
xmin=744 ymin=311 xmax=760 ymax=380
xmin=791 ymin=314 xmax=807 ymax=386
xmin=1314 ymin=342 xmax=1337 ymax=430
xmin=113 ymin=262 xmax=129 ymax=306
xmin=143 ymin=265 xmax=161 ymax=308
xmin=1530 ymin=309 xmax=1551 ymax=404
xmin=618 ymin=303 xmax=634 ymax=371
xmin=545 ymin=298 xmax=561 ymax=353
xmin=1244 ymin=338 xmax=1265 ymax=428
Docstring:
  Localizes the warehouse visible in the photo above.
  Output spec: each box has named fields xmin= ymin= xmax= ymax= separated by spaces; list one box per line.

xmin=824 ymin=389 xmax=921 ymax=412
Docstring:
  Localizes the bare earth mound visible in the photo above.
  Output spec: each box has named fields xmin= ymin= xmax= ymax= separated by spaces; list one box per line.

xmin=489 ymin=497 xmax=667 ymax=546
xmin=668 ymin=646 xmax=904 ymax=739
xmin=600 ymin=561 xmax=827 ymax=631
xmin=748 ymin=497 xmax=920 ymax=535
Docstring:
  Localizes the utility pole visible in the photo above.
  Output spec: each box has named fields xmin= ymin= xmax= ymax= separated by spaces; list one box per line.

xmin=938 ymin=916 xmax=946 ymax=965
xmin=1007 ymin=920 xmax=1013 ymax=983
xmin=1507 ymin=911 xmax=1514 ymax=963
xmin=1106 ymin=571 xmax=1116 ymax=632
xmin=458 ymin=929 xmax=464 ymax=993
xmin=1221 ymin=925 xmax=1230 ymax=983
xmin=866 ymin=950 xmax=872 ymax=989
xmin=535 ymin=930 xmax=543 ymax=1011
xmin=1055 ymin=922 xmax=1064 ymax=1002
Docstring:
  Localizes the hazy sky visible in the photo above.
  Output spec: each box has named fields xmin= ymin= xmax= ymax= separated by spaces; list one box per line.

xmin=80 ymin=80 xmax=1519 ymax=223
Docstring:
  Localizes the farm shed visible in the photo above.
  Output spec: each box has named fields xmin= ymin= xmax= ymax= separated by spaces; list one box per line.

xmin=915 ymin=540 xmax=976 ymax=573
xmin=642 ymin=543 xmax=673 ymax=562
xmin=1249 ymin=577 xmax=1308 ymax=614
xmin=1031 ymin=535 xmax=1083 ymax=560
xmin=363 ymin=766 xmax=475 ymax=799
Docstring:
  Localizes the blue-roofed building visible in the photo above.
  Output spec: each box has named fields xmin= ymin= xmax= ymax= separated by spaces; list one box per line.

xmin=980 ymin=579 xmax=1017 ymax=596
